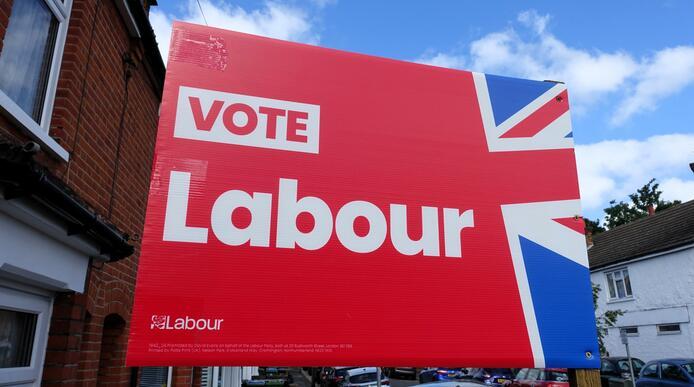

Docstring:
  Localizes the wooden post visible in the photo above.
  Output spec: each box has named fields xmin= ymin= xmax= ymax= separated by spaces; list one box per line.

xmin=568 ymin=369 xmax=601 ymax=387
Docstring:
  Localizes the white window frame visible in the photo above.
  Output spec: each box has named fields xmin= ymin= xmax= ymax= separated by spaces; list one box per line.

xmin=605 ymin=267 xmax=633 ymax=301
xmin=0 ymin=0 xmax=73 ymax=161
xmin=657 ymin=324 xmax=681 ymax=335
xmin=0 ymin=284 xmax=53 ymax=386
xmin=620 ymin=326 xmax=639 ymax=337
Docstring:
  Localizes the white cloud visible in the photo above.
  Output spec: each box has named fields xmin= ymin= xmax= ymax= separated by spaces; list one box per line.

xmin=417 ymin=10 xmax=638 ymax=111
xmin=150 ymin=0 xmax=319 ymax=63
xmin=517 ymin=9 xmax=550 ymax=34
xmin=660 ymin=177 xmax=694 ymax=203
xmin=612 ymin=46 xmax=694 ymax=125
xmin=415 ymin=10 xmax=694 ymax=124
xmin=416 ymin=52 xmax=466 ymax=69
xmin=575 ymin=133 xmax=694 ymax=212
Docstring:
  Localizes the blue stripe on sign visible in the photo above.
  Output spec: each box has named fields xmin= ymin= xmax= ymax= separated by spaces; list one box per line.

xmin=565 ymin=131 xmax=573 ymax=138
xmin=485 ymin=74 xmax=556 ymax=127
xmin=519 ymin=236 xmax=600 ymax=368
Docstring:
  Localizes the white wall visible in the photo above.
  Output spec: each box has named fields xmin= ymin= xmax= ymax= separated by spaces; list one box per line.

xmin=591 ymin=245 xmax=694 ymax=362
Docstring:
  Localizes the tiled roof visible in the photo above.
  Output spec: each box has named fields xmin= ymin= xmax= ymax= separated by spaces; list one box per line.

xmin=588 ymin=200 xmax=694 ymax=270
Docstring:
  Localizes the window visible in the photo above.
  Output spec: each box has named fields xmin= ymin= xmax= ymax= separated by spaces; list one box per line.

xmin=515 ymin=369 xmax=528 ymax=380
xmin=526 ymin=369 xmax=540 ymax=381
xmin=682 ymin=364 xmax=694 ymax=378
xmin=0 ymin=285 xmax=52 ymax=385
xmin=0 ymin=309 xmax=37 ymax=367
xmin=620 ymin=326 xmax=639 ymax=336
xmin=140 ymin=367 xmax=172 ymax=387
xmin=661 ymin=364 xmax=687 ymax=382
xmin=618 ymin=359 xmax=645 ymax=374
xmin=641 ymin=363 xmax=658 ymax=378
xmin=605 ymin=268 xmax=633 ymax=300
xmin=602 ymin=361 xmax=617 ymax=374
xmin=657 ymin=324 xmax=681 ymax=335
xmin=546 ymin=371 xmax=568 ymax=382
xmin=349 ymin=373 xmax=378 ymax=384
xmin=0 ymin=0 xmax=72 ymax=160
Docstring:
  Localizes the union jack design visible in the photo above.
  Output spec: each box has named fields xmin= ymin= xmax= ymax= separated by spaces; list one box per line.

xmin=474 ymin=73 xmax=598 ymax=368
xmin=473 ymin=73 xmax=574 ymax=152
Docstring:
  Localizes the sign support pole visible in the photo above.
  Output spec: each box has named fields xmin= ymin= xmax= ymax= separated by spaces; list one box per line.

xmin=376 ymin=367 xmax=382 ymax=387
xmin=568 ymin=369 xmax=600 ymax=387
xmin=621 ymin=330 xmax=636 ymax=387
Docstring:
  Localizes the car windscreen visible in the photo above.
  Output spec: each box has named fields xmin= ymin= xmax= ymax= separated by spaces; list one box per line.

xmin=486 ymin=369 xmax=512 ymax=376
xmin=349 ymin=373 xmax=378 ymax=384
xmin=618 ymin=359 xmax=645 ymax=373
xmin=336 ymin=368 xmax=355 ymax=377
xmin=682 ymin=364 xmax=694 ymax=377
xmin=546 ymin=371 xmax=569 ymax=382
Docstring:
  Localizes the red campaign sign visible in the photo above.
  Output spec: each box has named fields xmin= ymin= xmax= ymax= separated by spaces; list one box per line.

xmin=127 ymin=21 xmax=599 ymax=368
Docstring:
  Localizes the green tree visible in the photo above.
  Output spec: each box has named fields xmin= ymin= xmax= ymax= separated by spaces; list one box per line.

xmin=603 ymin=178 xmax=681 ymax=229
xmin=584 ymin=217 xmax=606 ymax=235
xmin=593 ymin=283 xmax=623 ymax=356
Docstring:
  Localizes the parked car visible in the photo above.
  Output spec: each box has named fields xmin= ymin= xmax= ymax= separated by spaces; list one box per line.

xmin=419 ymin=368 xmax=469 ymax=383
xmin=384 ymin=368 xmax=418 ymax=380
xmin=415 ymin=382 xmax=485 ymax=387
xmin=508 ymin=368 xmax=569 ymax=387
xmin=343 ymin=367 xmax=389 ymax=387
xmin=243 ymin=367 xmax=292 ymax=387
xmin=636 ymin=359 xmax=694 ymax=387
xmin=468 ymin=368 xmax=515 ymax=386
xmin=601 ymin=357 xmax=646 ymax=387
xmin=321 ymin=367 xmax=360 ymax=387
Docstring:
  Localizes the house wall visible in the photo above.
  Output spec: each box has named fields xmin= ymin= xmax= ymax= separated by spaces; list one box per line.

xmin=0 ymin=0 xmax=199 ymax=385
xmin=591 ymin=245 xmax=694 ymax=361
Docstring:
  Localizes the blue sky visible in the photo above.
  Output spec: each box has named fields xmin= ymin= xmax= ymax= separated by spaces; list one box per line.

xmin=150 ymin=1 xmax=694 ymax=221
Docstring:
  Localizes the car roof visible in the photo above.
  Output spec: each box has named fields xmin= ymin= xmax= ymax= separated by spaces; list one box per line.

xmin=347 ymin=367 xmax=379 ymax=375
xmin=656 ymin=359 xmax=694 ymax=364
xmin=416 ymin=383 xmax=484 ymax=387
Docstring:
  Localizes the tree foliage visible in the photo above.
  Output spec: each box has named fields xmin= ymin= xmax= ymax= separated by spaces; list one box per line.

xmin=584 ymin=217 xmax=606 ymax=235
xmin=593 ymin=283 xmax=623 ymax=356
xmin=602 ymin=178 xmax=681 ymax=230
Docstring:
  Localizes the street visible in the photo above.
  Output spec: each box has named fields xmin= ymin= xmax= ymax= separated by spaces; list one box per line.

xmin=291 ymin=369 xmax=420 ymax=387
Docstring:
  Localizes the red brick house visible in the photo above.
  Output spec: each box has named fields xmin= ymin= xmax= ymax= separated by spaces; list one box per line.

xmin=0 ymin=0 xmax=199 ymax=385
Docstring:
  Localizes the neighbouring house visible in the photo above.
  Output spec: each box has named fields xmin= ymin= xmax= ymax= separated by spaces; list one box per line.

xmin=0 ymin=0 xmax=207 ymax=385
xmin=589 ymin=199 xmax=694 ymax=361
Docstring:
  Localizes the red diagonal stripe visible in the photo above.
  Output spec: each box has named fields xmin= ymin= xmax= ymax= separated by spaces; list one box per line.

xmin=553 ymin=216 xmax=585 ymax=234
xmin=499 ymin=89 xmax=569 ymax=138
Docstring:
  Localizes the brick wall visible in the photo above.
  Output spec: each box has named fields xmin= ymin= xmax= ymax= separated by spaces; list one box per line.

xmin=0 ymin=0 xmax=198 ymax=385
xmin=0 ymin=0 xmax=11 ymax=54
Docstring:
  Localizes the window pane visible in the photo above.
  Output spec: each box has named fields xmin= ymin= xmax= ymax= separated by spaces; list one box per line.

xmin=642 ymin=364 xmax=658 ymax=378
xmin=547 ymin=371 xmax=568 ymax=382
xmin=0 ymin=308 xmax=38 ymax=368
xmin=661 ymin=364 xmax=686 ymax=381
xmin=349 ymin=373 xmax=378 ymax=384
xmin=606 ymin=274 xmax=616 ymax=298
xmin=140 ymin=367 xmax=169 ymax=387
xmin=0 ymin=0 xmax=59 ymax=122
xmin=623 ymin=270 xmax=633 ymax=296
xmin=602 ymin=361 xmax=616 ymax=373
xmin=616 ymin=279 xmax=626 ymax=298
xmin=614 ymin=271 xmax=622 ymax=280
xmin=657 ymin=324 xmax=681 ymax=334
xmin=632 ymin=359 xmax=645 ymax=373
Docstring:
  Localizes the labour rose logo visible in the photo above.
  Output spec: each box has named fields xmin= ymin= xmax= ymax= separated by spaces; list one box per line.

xmin=151 ymin=315 xmax=167 ymax=329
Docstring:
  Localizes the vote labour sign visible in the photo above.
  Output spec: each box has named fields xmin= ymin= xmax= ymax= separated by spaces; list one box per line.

xmin=127 ymin=21 xmax=599 ymax=368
